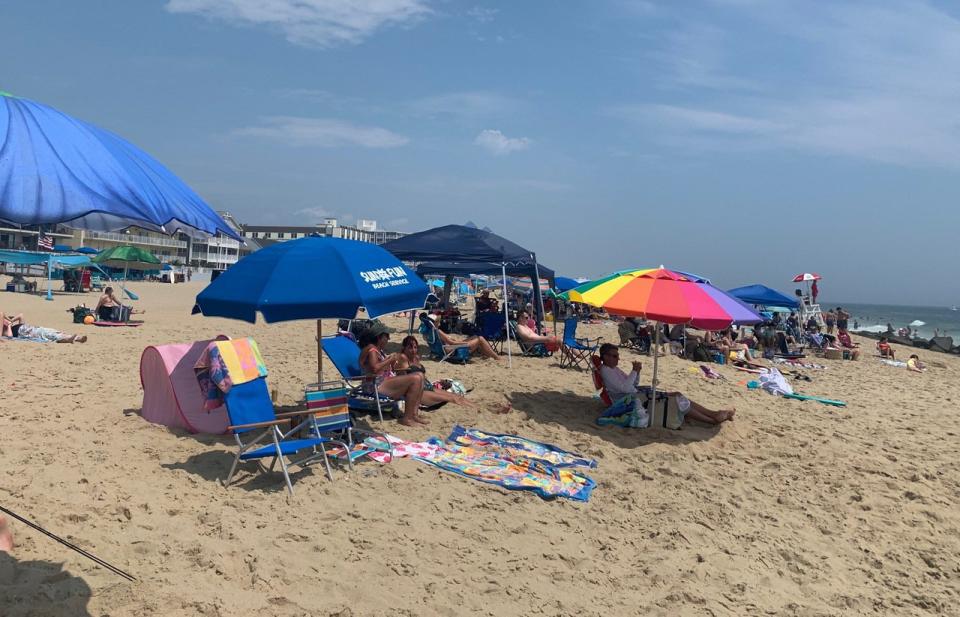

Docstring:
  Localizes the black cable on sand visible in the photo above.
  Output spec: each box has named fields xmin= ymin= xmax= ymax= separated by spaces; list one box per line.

xmin=0 ymin=505 xmax=137 ymax=582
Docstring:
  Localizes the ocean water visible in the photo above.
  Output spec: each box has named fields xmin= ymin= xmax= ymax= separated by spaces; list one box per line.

xmin=822 ymin=302 xmax=960 ymax=340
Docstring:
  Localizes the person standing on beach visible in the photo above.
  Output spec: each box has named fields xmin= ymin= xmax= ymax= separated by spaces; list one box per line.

xmin=824 ymin=309 xmax=836 ymax=334
xmin=836 ymin=307 xmax=850 ymax=332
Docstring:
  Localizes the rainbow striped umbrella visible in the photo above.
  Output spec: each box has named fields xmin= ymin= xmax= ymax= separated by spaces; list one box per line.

xmin=565 ymin=267 xmax=760 ymax=427
xmin=565 ymin=267 xmax=760 ymax=330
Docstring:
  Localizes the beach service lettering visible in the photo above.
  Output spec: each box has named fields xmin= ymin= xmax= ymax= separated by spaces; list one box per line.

xmin=360 ymin=266 xmax=410 ymax=289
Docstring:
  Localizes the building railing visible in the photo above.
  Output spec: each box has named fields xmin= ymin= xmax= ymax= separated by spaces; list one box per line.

xmin=84 ymin=230 xmax=186 ymax=249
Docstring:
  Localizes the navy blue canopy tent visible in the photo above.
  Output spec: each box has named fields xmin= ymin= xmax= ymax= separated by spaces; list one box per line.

xmin=383 ymin=225 xmax=548 ymax=366
xmin=0 ymin=92 xmax=239 ymax=240
xmin=727 ymin=284 xmax=799 ymax=309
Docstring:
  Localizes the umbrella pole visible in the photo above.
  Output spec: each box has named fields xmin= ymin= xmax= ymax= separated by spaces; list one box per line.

xmin=317 ymin=319 xmax=323 ymax=385
xmin=45 ymin=255 xmax=53 ymax=301
xmin=648 ymin=322 xmax=661 ymax=427
xmin=502 ymin=263 xmax=511 ymax=369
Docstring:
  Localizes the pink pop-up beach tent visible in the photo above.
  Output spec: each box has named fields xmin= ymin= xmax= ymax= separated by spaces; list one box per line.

xmin=139 ymin=336 xmax=229 ymax=434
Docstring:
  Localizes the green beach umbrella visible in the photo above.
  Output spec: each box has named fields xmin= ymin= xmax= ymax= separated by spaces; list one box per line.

xmin=92 ymin=245 xmax=161 ymax=270
xmin=93 ymin=245 xmax=161 ymax=302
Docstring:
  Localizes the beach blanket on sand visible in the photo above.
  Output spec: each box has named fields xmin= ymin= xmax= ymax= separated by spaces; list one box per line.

xmin=447 ymin=425 xmax=597 ymax=469
xmin=194 ymin=338 xmax=268 ymax=411
xmin=416 ymin=438 xmax=596 ymax=502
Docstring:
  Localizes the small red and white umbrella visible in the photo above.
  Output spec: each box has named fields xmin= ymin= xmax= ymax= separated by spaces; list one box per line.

xmin=792 ymin=272 xmax=821 ymax=282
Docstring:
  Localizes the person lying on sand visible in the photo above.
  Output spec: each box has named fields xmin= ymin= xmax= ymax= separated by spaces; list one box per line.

xmin=358 ymin=324 xmax=428 ymax=427
xmin=1 ymin=312 xmax=86 ymax=343
xmin=423 ymin=313 xmax=501 ymax=360
xmin=1 ymin=312 xmax=23 ymax=336
xmin=395 ymin=336 xmax=512 ymax=413
xmin=907 ymin=354 xmax=926 ymax=373
xmin=598 ymin=343 xmax=734 ymax=425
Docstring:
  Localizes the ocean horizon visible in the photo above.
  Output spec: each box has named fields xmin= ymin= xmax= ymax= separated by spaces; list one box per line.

xmin=819 ymin=301 xmax=960 ymax=340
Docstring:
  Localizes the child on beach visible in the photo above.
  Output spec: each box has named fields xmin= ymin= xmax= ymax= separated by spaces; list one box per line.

xmin=877 ymin=337 xmax=894 ymax=359
xmin=907 ymin=354 xmax=926 ymax=373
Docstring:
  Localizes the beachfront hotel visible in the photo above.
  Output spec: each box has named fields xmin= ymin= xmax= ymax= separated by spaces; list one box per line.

xmin=242 ymin=217 xmax=406 ymax=247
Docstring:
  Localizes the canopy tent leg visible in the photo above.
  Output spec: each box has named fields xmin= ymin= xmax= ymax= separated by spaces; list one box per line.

xmin=647 ymin=322 xmax=661 ymax=428
xmin=502 ymin=263 xmax=511 ymax=369
xmin=442 ymin=274 xmax=454 ymax=308
xmin=45 ymin=255 xmax=53 ymax=301
xmin=532 ymin=260 xmax=545 ymax=331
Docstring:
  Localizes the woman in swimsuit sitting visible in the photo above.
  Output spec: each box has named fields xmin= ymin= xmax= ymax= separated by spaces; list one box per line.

xmin=395 ymin=336 xmax=476 ymax=408
xmin=358 ymin=324 xmax=428 ymax=427
xmin=95 ymin=287 xmax=123 ymax=321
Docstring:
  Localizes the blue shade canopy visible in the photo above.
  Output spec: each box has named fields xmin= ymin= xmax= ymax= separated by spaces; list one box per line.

xmin=0 ymin=92 xmax=240 ymax=240
xmin=75 ymin=247 xmax=99 ymax=254
xmin=727 ymin=284 xmax=800 ymax=309
xmin=382 ymin=224 xmax=534 ymax=264
xmin=193 ymin=236 xmax=430 ymax=323
xmin=554 ymin=276 xmax=582 ymax=292
xmin=0 ymin=249 xmax=89 ymax=268
xmin=415 ymin=260 xmax=555 ymax=285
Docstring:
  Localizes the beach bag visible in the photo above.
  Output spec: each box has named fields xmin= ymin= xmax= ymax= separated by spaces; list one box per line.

xmin=71 ymin=305 xmax=94 ymax=324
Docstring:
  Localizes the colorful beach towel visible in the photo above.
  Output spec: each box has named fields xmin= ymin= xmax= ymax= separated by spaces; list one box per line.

xmin=416 ymin=438 xmax=596 ymax=502
xmin=447 ymin=426 xmax=597 ymax=469
xmin=194 ymin=337 xmax=268 ymax=411
xmin=365 ymin=434 xmax=441 ymax=463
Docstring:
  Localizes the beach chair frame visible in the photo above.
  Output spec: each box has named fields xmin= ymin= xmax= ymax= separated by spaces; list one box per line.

xmin=559 ymin=317 xmax=602 ymax=370
xmin=304 ymin=382 xmax=393 ymax=466
xmin=419 ymin=315 xmax=471 ymax=364
xmin=222 ymin=378 xmax=345 ymax=495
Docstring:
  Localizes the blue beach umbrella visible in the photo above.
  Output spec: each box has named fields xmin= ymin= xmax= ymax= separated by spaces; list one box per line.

xmin=554 ymin=276 xmax=582 ymax=293
xmin=75 ymin=247 xmax=99 ymax=255
xmin=193 ymin=236 xmax=430 ymax=383
xmin=0 ymin=91 xmax=239 ymax=240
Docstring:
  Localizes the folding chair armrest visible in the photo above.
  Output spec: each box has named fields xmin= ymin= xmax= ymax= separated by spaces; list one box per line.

xmin=274 ymin=410 xmax=309 ymax=419
xmin=227 ymin=418 xmax=291 ymax=432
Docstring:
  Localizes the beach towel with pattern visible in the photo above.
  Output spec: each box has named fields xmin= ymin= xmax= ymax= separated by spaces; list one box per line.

xmin=194 ymin=338 xmax=268 ymax=411
xmin=447 ymin=425 xmax=597 ymax=469
xmin=416 ymin=438 xmax=596 ymax=502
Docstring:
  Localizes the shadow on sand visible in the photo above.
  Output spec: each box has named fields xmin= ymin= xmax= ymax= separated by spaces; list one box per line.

xmin=0 ymin=553 xmax=94 ymax=617
xmin=161 ymin=449 xmax=319 ymax=493
xmin=508 ymin=389 xmax=722 ymax=449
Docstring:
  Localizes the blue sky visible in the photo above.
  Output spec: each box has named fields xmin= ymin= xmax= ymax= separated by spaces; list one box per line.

xmin=3 ymin=0 xmax=959 ymax=305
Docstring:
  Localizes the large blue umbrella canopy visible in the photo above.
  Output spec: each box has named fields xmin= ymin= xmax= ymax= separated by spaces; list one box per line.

xmin=554 ymin=276 xmax=582 ymax=292
xmin=75 ymin=247 xmax=99 ymax=255
xmin=193 ymin=236 xmax=429 ymax=323
xmin=0 ymin=92 xmax=239 ymax=239
xmin=727 ymin=284 xmax=799 ymax=309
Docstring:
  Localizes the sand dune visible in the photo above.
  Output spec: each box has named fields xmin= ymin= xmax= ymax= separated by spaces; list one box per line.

xmin=1 ymin=282 xmax=958 ymax=616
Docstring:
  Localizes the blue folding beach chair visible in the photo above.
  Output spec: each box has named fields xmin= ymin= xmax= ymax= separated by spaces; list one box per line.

xmin=321 ymin=334 xmax=399 ymax=423
xmin=559 ymin=317 xmax=602 ymax=370
xmin=418 ymin=314 xmax=471 ymax=364
xmin=477 ymin=312 xmax=507 ymax=354
xmin=508 ymin=320 xmax=552 ymax=357
xmin=223 ymin=376 xmax=345 ymax=495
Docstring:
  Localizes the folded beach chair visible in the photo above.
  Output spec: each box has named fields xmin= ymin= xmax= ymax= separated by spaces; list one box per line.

xmin=418 ymin=314 xmax=471 ymax=364
xmin=223 ymin=376 xmax=344 ymax=495
xmin=477 ymin=312 xmax=507 ymax=354
xmin=508 ymin=321 xmax=552 ymax=357
xmin=321 ymin=334 xmax=399 ymax=423
xmin=304 ymin=382 xmax=391 ymax=467
xmin=559 ymin=317 xmax=602 ymax=370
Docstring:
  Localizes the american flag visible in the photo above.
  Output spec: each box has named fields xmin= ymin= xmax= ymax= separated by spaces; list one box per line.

xmin=37 ymin=231 xmax=53 ymax=251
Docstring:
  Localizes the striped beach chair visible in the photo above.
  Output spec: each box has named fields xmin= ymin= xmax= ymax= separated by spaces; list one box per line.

xmin=305 ymin=382 xmax=391 ymax=467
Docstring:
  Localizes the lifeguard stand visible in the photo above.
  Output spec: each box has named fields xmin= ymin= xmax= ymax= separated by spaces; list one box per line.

xmin=795 ymin=288 xmax=824 ymax=327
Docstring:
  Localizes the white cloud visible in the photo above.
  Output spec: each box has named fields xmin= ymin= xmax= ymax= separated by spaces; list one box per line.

xmin=165 ymin=0 xmax=431 ymax=47
xmin=234 ymin=116 xmax=409 ymax=148
xmin=295 ymin=206 xmax=335 ymax=220
xmin=407 ymin=91 xmax=518 ymax=119
xmin=616 ymin=1 xmax=960 ymax=168
xmin=466 ymin=6 xmax=498 ymax=23
xmin=474 ymin=129 xmax=530 ymax=155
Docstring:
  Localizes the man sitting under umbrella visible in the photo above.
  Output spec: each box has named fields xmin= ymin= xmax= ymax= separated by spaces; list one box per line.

xmin=596 ymin=343 xmax=734 ymax=427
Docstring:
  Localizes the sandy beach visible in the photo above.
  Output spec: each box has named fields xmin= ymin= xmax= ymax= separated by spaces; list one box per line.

xmin=2 ymin=281 xmax=959 ymax=616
